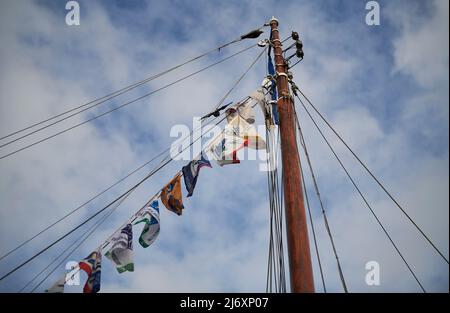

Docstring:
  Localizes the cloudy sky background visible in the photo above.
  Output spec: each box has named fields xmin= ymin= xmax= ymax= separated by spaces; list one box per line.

xmin=0 ymin=0 xmax=448 ymax=293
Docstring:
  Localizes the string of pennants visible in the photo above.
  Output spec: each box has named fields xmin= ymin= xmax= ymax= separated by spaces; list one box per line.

xmin=45 ymin=83 xmax=279 ymax=293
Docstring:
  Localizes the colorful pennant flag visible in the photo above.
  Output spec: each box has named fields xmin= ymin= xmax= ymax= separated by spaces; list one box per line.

xmin=209 ymin=114 xmax=265 ymax=167
xmin=161 ymin=174 xmax=185 ymax=215
xmin=209 ymin=135 xmax=247 ymax=166
xmin=182 ymin=152 xmax=212 ymax=197
xmin=252 ymin=87 xmax=274 ymax=127
xmin=105 ymin=223 xmax=134 ymax=274
xmin=134 ymin=200 xmax=160 ymax=248
xmin=79 ymin=249 xmax=102 ymax=293
xmin=250 ymin=88 xmax=265 ymax=105
xmin=228 ymin=115 xmax=266 ymax=150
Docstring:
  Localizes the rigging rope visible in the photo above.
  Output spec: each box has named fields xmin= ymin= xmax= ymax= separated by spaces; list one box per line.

xmin=263 ymin=43 xmax=287 ymax=293
xmin=0 ymin=44 xmax=265 ymax=262
xmin=263 ymin=39 xmax=301 ymax=292
xmin=294 ymin=92 xmax=427 ymax=293
xmin=293 ymin=103 xmax=348 ymax=293
xmin=0 ymin=44 xmax=257 ymax=161
xmin=0 ymin=44 xmax=265 ymax=284
xmin=265 ymin=122 xmax=287 ymax=293
xmin=294 ymin=86 xmax=449 ymax=265
xmin=19 ymin=188 xmax=131 ymax=293
xmin=23 ymin=116 xmax=226 ymax=292
xmin=13 ymin=111 xmax=227 ymax=291
xmin=213 ymin=47 xmax=267 ymax=111
xmin=277 ymin=154 xmax=287 ymax=292
xmin=0 ymin=96 xmax=239 ymax=263
xmin=298 ymin=149 xmax=327 ymax=293
xmin=0 ymin=159 xmax=163 ymax=282
xmin=0 ymin=25 xmax=266 ymax=143
xmin=0 ymin=148 xmax=166 ymax=262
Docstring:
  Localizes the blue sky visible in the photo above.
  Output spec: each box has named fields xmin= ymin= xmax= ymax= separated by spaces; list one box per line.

xmin=0 ymin=0 xmax=448 ymax=292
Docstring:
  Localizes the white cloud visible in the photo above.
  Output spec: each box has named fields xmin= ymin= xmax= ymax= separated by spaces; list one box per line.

xmin=0 ymin=0 xmax=447 ymax=293
xmin=391 ymin=0 xmax=449 ymax=88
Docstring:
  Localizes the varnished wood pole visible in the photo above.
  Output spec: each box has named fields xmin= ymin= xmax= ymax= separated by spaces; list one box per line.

xmin=269 ymin=17 xmax=315 ymax=293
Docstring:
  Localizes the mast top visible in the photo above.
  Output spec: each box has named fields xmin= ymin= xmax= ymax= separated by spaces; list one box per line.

xmin=269 ymin=17 xmax=279 ymax=26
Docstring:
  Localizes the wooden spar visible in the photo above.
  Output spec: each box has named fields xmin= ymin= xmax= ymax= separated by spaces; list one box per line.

xmin=269 ymin=17 xmax=315 ymax=293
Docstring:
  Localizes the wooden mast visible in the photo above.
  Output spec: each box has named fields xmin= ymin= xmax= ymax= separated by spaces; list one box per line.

xmin=269 ymin=17 xmax=315 ymax=293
